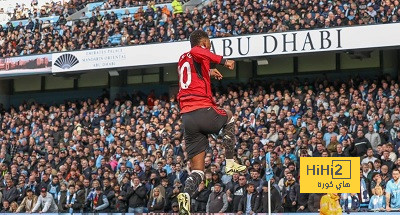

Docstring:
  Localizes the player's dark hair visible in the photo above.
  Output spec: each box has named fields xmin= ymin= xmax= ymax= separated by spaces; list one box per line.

xmin=190 ymin=30 xmax=208 ymax=48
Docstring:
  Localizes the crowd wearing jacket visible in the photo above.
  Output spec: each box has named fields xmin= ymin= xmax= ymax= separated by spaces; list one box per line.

xmin=0 ymin=75 xmax=399 ymax=212
xmin=2 ymin=0 xmax=400 ymax=58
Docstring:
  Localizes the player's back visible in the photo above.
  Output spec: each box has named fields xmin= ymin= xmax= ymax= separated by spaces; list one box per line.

xmin=177 ymin=52 xmax=214 ymax=114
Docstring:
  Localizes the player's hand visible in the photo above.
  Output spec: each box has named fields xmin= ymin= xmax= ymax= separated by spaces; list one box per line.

xmin=211 ymin=69 xmax=223 ymax=80
xmin=224 ymin=60 xmax=235 ymax=70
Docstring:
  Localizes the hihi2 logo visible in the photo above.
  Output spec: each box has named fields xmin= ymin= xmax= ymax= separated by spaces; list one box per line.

xmin=306 ymin=160 xmax=351 ymax=179
xmin=300 ymin=157 xmax=359 ymax=193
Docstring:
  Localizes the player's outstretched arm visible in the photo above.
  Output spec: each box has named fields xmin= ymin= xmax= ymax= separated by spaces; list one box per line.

xmin=190 ymin=46 xmax=225 ymax=65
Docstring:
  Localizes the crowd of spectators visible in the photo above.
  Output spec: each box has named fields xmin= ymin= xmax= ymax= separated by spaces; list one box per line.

xmin=0 ymin=0 xmax=81 ymax=22
xmin=0 ymin=74 xmax=399 ymax=213
xmin=0 ymin=0 xmax=174 ymax=23
xmin=1 ymin=0 xmax=400 ymax=57
xmin=101 ymin=0 xmax=174 ymax=10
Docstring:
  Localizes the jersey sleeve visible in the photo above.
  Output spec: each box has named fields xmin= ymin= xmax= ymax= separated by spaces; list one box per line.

xmin=386 ymin=181 xmax=392 ymax=194
xmin=178 ymin=53 xmax=186 ymax=65
xmin=190 ymin=46 xmax=223 ymax=64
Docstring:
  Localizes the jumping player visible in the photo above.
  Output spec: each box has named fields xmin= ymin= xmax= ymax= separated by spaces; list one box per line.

xmin=176 ymin=30 xmax=246 ymax=215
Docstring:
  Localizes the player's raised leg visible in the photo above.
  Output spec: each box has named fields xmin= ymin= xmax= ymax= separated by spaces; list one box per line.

xmin=222 ymin=109 xmax=247 ymax=175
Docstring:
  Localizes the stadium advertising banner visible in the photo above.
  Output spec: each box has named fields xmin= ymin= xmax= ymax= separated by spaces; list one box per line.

xmin=0 ymin=54 xmax=52 ymax=77
xmin=51 ymin=23 xmax=400 ymax=73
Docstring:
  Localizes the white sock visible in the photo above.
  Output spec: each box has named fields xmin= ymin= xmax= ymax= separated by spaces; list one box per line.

xmin=192 ymin=170 xmax=204 ymax=181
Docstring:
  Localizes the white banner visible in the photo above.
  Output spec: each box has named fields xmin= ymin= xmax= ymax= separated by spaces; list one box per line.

xmin=52 ymin=23 xmax=400 ymax=73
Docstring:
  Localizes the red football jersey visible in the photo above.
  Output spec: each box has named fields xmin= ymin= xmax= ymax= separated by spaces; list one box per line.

xmin=177 ymin=46 xmax=223 ymax=114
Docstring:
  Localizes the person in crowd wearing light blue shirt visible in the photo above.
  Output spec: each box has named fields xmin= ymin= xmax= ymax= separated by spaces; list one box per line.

xmin=117 ymin=154 xmax=133 ymax=170
xmin=94 ymin=148 xmax=104 ymax=168
xmin=369 ymin=185 xmax=385 ymax=211
xmin=386 ymin=169 xmax=400 ymax=211
xmin=323 ymin=125 xmax=338 ymax=146
xmin=280 ymin=146 xmax=297 ymax=164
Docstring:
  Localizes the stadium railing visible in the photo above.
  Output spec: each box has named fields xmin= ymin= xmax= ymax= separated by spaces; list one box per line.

xmin=0 ymin=16 xmax=60 ymax=28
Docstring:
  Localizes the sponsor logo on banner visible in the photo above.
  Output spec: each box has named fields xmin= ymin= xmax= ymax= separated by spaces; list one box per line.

xmin=300 ymin=157 xmax=360 ymax=193
xmin=48 ymin=23 xmax=400 ymax=73
xmin=54 ymin=53 xmax=79 ymax=69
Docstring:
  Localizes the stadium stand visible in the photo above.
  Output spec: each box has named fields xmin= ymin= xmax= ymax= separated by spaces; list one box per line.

xmin=0 ymin=75 xmax=398 ymax=212
xmin=0 ymin=0 xmax=400 ymax=213
xmin=0 ymin=0 xmax=80 ymax=22
xmin=0 ymin=0 xmax=399 ymax=57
